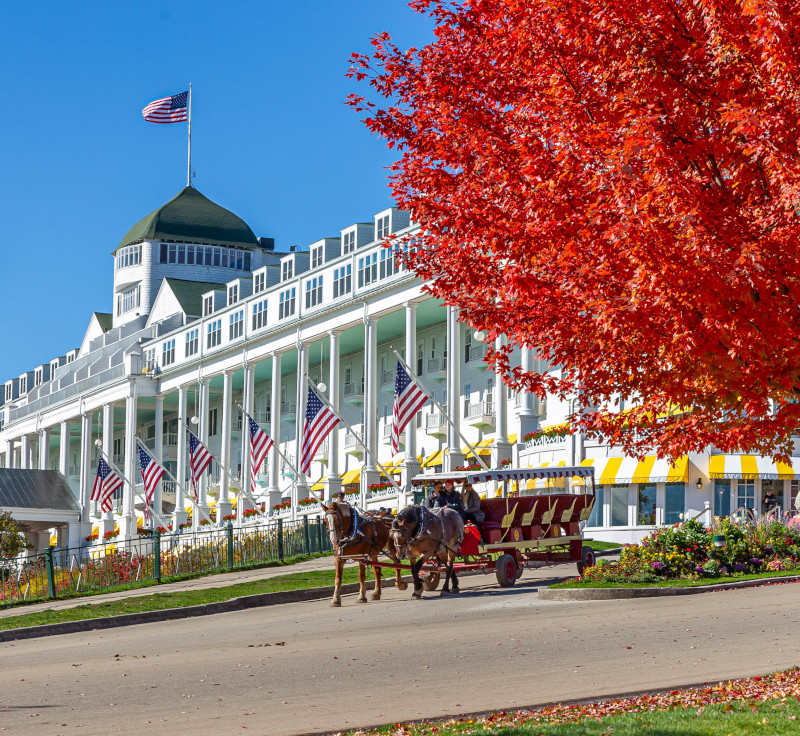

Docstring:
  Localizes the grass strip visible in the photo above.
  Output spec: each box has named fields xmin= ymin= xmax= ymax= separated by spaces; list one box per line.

xmin=550 ymin=568 xmax=800 ymax=588
xmin=584 ymin=541 xmax=620 ymax=551
xmin=0 ymin=564 xmax=367 ymax=631
xmin=340 ymin=668 xmax=800 ymax=735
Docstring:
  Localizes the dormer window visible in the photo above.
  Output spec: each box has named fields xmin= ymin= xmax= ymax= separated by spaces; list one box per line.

xmin=228 ymin=284 xmax=239 ymax=305
xmin=35 ymin=369 xmax=43 ymax=386
xmin=5 ymin=385 xmax=11 ymax=402
xmin=343 ymin=230 xmax=356 ymax=254
xmin=254 ymin=271 xmax=265 ymax=293
xmin=19 ymin=376 xmax=27 ymax=394
xmin=282 ymin=261 xmax=294 ymax=281
xmin=376 ymin=214 xmax=390 ymax=240
xmin=203 ymin=295 xmax=214 ymax=316
xmin=311 ymin=246 xmax=323 ymax=269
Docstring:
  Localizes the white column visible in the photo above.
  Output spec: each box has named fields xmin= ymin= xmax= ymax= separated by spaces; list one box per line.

xmin=59 ymin=421 xmax=69 ymax=476
xmin=38 ymin=428 xmax=50 ymax=470
xmin=99 ymin=404 xmax=115 ymax=536
xmin=324 ymin=330 xmax=342 ymax=501
xmin=293 ymin=343 xmax=308 ymax=520
xmin=446 ymin=306 xmax=464 ymax=471
xmin=173 ymin=386 xmax=188 ymax=528
xmin=3 ymin=440 xmax=12 ymax=469
xmin=78 ymin=412 xmax=91 ymax=529
xmin=362 ymin=316 xmax=379 ymax=505
xmin=153 ymin=394 xmax=164 ymax=518
xmin=197 ymin=378 xmax=210 ymax=516
xmin=267 ymin=351 xmax=282 ymax=511
xmin=402 ymin=302 xmax=421 ymax=499
xmin=218 ymin=370 xmax=234 ymax=524
xmin=123 ymin=392 xmax=138 ymax=539
xmin=241 ymin=362 xmax=255 ymax=514
xmin=20 ymin=435 xmax=30 ymax=470
xmin=493 ymin=334 xmax=512 ymax=468
xmin=517 ymin=347 xmax=540 ymax=439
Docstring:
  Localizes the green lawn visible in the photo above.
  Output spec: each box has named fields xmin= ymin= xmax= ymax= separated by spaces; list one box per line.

xmin=551 ymin=568 xmax=800 ymax=588
xmin=0 ymin=564 xmax=373 ymax=631
xmin=584 ymin=541 xmax=620 ymax=551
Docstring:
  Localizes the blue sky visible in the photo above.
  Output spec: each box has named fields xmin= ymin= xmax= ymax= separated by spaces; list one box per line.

xmin=0 ymin=1 xmax=432 ymax=381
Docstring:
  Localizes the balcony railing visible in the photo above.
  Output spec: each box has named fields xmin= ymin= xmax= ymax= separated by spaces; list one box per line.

xmin=467 ymin=401 xmax=496 ymax=430
xmin=344 ymin=381 xmax=364 ymax=403
xmin=280 ymin=401 xmax=296 ymax=416
xmin=380 ymin=370 xmax=395 ymax=388
xmin=425 ymin=412 xmax=447 ymax=437
xmin=428 ymin=357 xmax=447 ymax=373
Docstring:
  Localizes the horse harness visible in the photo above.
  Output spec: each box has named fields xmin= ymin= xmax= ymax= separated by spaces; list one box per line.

xmin=406 ymin=505 xmax=459 ymax=555
xmin=329 ymin=504 xmax=383 ymax=556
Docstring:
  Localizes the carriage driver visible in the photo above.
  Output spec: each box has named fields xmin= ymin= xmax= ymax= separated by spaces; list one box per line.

xmin=435 ymin=479 xmax=464 ymax=517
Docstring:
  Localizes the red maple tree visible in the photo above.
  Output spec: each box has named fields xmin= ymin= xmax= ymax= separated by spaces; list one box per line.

xmin=348 ymin=0 xmax=800 ymax=460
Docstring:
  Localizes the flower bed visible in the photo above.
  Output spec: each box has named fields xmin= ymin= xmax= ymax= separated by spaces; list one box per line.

xmin=102 ymin=529 xmax=119 ymax=541
xmin=272 ymin=500 xmax=291 ymax=512
xmin=298 ymin=497 xmax=318 ymax=507
xmin=523 ymin=425 xmax=570 ymax=443
xmin=579 ymin=518 xmax=800 ymax=584
xmin=368 ymin=482 xmax=393 ymax=494
xmin=454 ymin=463 xmax=482 ymax=472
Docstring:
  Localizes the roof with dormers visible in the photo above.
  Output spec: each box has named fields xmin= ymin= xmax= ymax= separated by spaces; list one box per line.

xmin=115 ymin=186 xmax=260 ymax=253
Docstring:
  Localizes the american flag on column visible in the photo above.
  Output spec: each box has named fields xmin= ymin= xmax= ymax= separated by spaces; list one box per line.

xmin=187 ymin=428 xmax=213 ymax=502
xmin=300 ymin=386 xmax=339 ymax=475
xmin=247 ymin=414 xmax=274 ymax=476
xmin=138 ymin=446 xmax=166 ymax=522
xmin=142 ymin=91 xmax=188 ymax=123
xmin=90 ymin=457 xmax=124 ymax=513
xmin=391 ymin=360 xmax=427 ymax=454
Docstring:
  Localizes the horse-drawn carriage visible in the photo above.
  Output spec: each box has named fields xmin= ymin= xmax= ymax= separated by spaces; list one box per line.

xmin=321 ymin=465 xmax=597 ymax=605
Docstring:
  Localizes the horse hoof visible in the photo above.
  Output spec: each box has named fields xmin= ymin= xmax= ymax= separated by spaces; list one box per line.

xmin=452 ymin=588 xmax=460 ymax=595
xmin=357 ymin=596 xmax=367 ymax=603
xmin=412 ymin=592 xmax=422 ymax=599
xmin=370 ymin=594 xmax=381 ymax=601
xmin=330 ymin=600 xmax=341 ymax=607
xmin=440 ymin=589 xmax=450 ymax=596
xmin=396 ymin=581 xmax=408 ymax=591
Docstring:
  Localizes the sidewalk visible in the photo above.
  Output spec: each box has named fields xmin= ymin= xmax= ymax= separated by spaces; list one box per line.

xmin=0 ymin=556 xmax=336 ymax=620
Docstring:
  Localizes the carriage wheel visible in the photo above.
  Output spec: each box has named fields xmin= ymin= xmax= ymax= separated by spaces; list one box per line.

xmin=495 ymin=554 xmax=517 ymax=587
xmin=576 ymin=545 xmax=596 ymax=575
xmin=422 ymin=571 xmax=441 ymax=591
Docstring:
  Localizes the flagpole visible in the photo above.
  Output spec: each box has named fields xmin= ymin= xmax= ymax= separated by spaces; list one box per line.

xmin=181 ymin=420 xmax=269 ymax=521
xmin=303 ymin=376 xmax=405 ymax=500
xmin=94 ymin=444 xmax=170 ymax=530
xmin=133 ymin=436 xmax=213 ymax=526
xmin=389 ymin=346 xmax=490 ymax=472
xmin=186 ymin=83 xmax=192 ymax=187
xmin=234 ymin=402 xmax=323 ymax=505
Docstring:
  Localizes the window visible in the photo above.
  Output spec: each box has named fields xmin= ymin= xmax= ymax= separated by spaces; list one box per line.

xmin=185 ymin=328 xmax=199 ymax=357
xmin=116 ymin=245 xmax=141 ymax=270
xmin=609 ymin=484 xmax=629 ymax=526
xmin=207 ymin=319 xmax=222 ymax=349
xmin=430 ymin=337 xmax=436 ymax=359
xmin=229 ymin=310 xmax=244 ymax=340
xmin=252 ymin=299 xmax=268 ymax=330
xmin=665 ymin=483 xmax=686 ymax=524
xmin=714 ymin=480 xmax=732 ymax=518
xmin=208 ymin=407 xmax=218 ymax=436
xmin=162 ymin=339 xmax=175 ymax=367
xmin=5 ymin=384 xmax=10 ymax=402
xmin=305 ymin=276 xmax=323 ymax=308
xmin=282 ymin=260 xmax=294 ymax=281
xmin=376 ymin=214 xmax=390 ymax=240
xmin=464 ymin=330 xmax=472 ymax=363
xmin=117 ymin=285 xmax=141 ymax=315
xmin=311 ymin=246 xmax=323 ymax=269
xmin=587 ymin=486 xmax=604 ymax=527
xmin=463 ymin=384 xmax=471 ymax=418
xmin=279 ymin=288 xmax=296 ymax=319
xmin=228 ymin=284 xmax=239 ymax=305
xmin=333 ymin=265 xmax=351 ymax=298
xmin=637 ymin=483 xmax=656 ymax=525
xmin=343 ymin=230 xmax=356 ymax=254
xmin=203 ymin=296 xmax=214 ymax=316
xmin=186 ymin=244 xmax=195 ymax=264
xmin=792 ymin=481 xmax=800 ymax=514
xmin=35 ymin=369 xmax=43 ymax=386
xmin=254 ymin=271 xmax=265 ymax=293
xmin=20 ymin=376 xmax=27 ymax=394
xmin=380 ymin=247 xmax=394 ymax=279
xmin=344 ymin=366 xmax=352 ymax=385
xmin=358 ymin=253 xmax=378 ymax=287
xmin=417 ymin=342 xmax=424 ymax=374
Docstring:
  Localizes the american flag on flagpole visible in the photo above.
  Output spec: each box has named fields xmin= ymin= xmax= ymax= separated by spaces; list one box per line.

xmin=90 ymin=457 xmax=124 ymax=513
xmin=247 ymin=414 xmax=274 ymax=476
xmin=142 ymin=91 xmax=188 ymax=123
xmin=138 ymin=446 xmax=166 ymax=522
xmin=300 ymin=386 xmax=340 ymax=475
xmin=391 ymin=360 xmax=427 ymax=454
xmin=188 ymin=428 xmax=213 ymax=501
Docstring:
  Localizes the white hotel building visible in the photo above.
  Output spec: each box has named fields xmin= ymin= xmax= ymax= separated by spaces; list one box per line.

xmin=1 ymin=186 xmax=795 ymax=549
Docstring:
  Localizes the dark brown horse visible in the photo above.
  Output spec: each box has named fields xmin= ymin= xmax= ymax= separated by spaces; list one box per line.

xmin=390 ymin=505 xmax=464 ymax=598
xmin=321 ymin=500 xmax=407 ymax=607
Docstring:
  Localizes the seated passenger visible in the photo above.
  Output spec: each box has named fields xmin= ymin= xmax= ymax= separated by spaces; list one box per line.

xmin=461 ymin=482 xmax=485 ymax=524
xmin=426 ymin=480 xmax=445 ymax=509
xmin=435 ymin=479 xmax=464 ymax=518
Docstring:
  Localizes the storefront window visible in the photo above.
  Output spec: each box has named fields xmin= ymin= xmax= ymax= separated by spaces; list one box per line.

xmin=761 ymin=479 xmax=782 ymax=514
xmin=665 ymin=483 xmax=685 ymax=524
xmin=714 ymin=480 xmax=732 ymax=518
xmin=637 ymin=483 xmax=657 ymax=525
xmin=737 ymin=480 xmax=755 ymax=510
xmin=609 ymin=484 xmax=629 ymax=526
xmin=792 ymin=481 xmax=800 ymax=513
xmin=586 ymin=485 xmax=604 ymax=527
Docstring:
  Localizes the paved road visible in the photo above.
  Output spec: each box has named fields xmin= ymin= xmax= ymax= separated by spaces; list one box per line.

xmin=1 ymin=572 xmax=798 ymax=736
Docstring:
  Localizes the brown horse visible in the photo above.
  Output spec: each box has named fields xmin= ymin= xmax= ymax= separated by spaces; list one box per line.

xmin=390 ymin=505 xmax=464 ymax=598
xmin=321 ymin=500 xmax=407 ymax=607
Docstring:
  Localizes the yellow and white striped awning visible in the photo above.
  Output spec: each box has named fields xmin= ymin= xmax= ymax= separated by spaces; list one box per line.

xmin=708 ymin=455 xmax=800 ymax=480
xmin=423 ymin=449 xmax=446 ymax=468
xmin=580 ymin=456 xmax=688 ymax=484
xmin=340 ymin=469 xmax=361 ymax=485
xmin=463 ymin=438 xmax=493 ymax=458
xmin=310 ymin=477 xmax=324 ymax=491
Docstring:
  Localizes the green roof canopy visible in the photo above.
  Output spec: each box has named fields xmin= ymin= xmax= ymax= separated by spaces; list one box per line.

xmin=116 ymin=186 xmax=259 ymax=253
